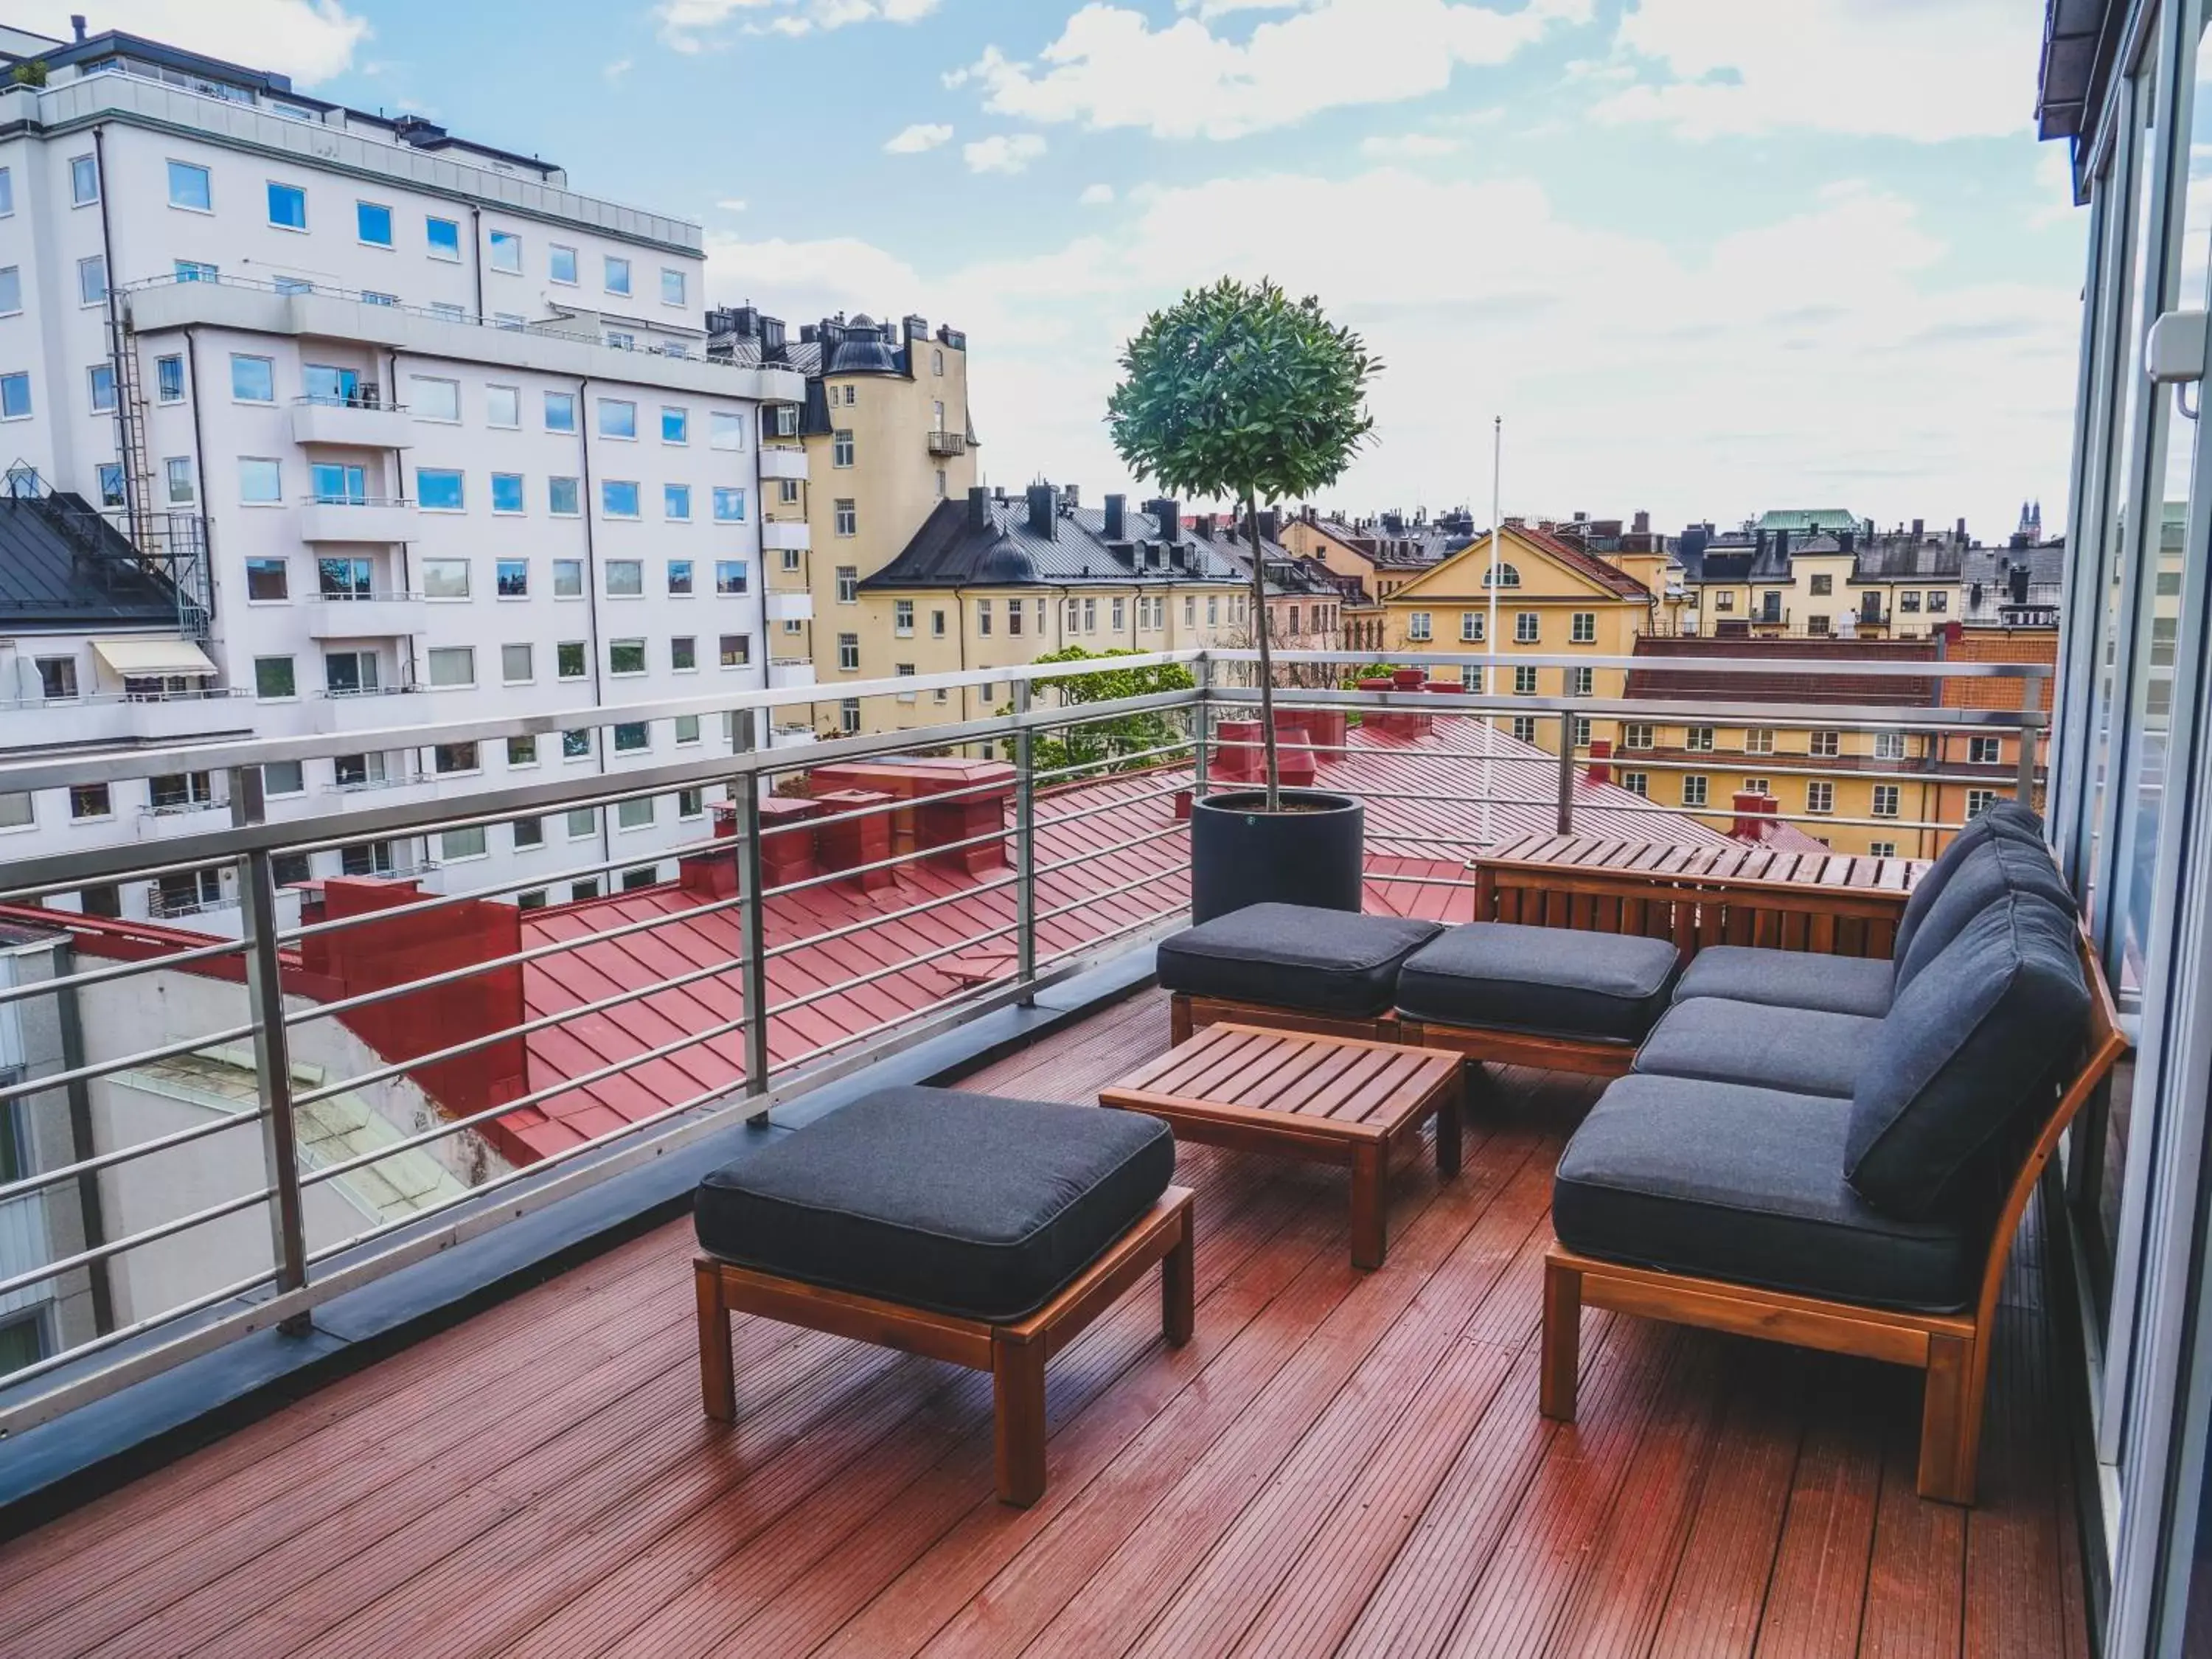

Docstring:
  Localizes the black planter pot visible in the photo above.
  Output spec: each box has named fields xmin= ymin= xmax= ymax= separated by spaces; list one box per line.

xmin=1189 ymin=790 xmax=1364 ymax=925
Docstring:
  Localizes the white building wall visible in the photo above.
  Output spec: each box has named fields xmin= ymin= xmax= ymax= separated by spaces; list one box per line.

xmin=0 ymin=61 xmax=804 ymax=919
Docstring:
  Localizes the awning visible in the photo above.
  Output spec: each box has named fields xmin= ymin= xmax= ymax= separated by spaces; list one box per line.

xmin=93 ymin=638 xmax=218 ymax=678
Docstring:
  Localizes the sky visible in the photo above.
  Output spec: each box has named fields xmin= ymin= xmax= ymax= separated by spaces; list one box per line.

xmin=28 ymin=0 xmax=2090 ymax=538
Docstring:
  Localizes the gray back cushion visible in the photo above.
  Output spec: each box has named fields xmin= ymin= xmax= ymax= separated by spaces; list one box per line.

xmin=1846 ymin=895 xmax=2087 ymax=1220
xmin=1892 ymin=803 xmax=2048 ymax=970
xmin=1893 ymin=835 xmax=2077 ymax=992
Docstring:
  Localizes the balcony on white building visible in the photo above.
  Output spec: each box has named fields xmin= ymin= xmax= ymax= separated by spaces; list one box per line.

xmin=768 ymin=658 xmax=816 ymax=689
xmin=309 ymin=687 xmax=434 ymax=737
xmin=765 ymin=591 xmax=814 ymax=623
xmin=769 ymin=723 xmax=818 ymax=748
xmin=289 ymin=397 xmax=414 ymax=451
xmin=298 ymin=498 xmax=417 ymax=544
xmin=758 ymin=447 xmax=810 ymax=481
xmin=2 ymin=689 xmax=253 ymax=751
xmin=762 ymin=521 xmax=813 ymax=554
xmin=303 ymin=593 xmax=429 ymax=640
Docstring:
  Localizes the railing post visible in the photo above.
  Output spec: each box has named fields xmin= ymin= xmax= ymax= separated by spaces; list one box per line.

xmin=1556 ymin=712 xmax=1577 ymax=835
xmin=1192 ymin=654 xmax=1212 ymax=800
xmin=2016 ymin=668 xmax=2046 ymax=807
xmin=1014 ymin=679 xmax=1037 ymax=1003
xmin=229 ymin=765 xmax=310 ymax=1335
xmin=734 ymin=712 xmax=772 ymax=1124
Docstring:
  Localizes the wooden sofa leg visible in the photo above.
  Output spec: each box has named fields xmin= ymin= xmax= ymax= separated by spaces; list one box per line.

xmin=992 ymin=1334 xmax=1049 ymax=1507
xmin=1540 ymin=1257 xmax=1582 ymax=1422
xmin=1170 ymin=995 xmax=1194 ymax=1045
xmin=695 ymin=1259 xmax=736 ymax=1423
xmin=1917 ymin=1332 xmax=1980 ymax=1504
xmin=1163 ymin=1206 xmax=1195 ymax=1347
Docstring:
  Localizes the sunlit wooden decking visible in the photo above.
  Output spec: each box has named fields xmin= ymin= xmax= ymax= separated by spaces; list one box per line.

xmin=0 ymin=989 xmax=2091 ymax=1658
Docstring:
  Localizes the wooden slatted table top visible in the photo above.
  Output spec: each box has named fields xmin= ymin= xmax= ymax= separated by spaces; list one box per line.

xmin=1101 ymin=1022 xmax=1462 ymax=1143
xmin=1477 ymin=832 xmax=1931 ymax=896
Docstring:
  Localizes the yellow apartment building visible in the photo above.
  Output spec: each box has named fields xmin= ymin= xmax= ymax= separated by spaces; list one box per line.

xmin=1617 ymin=636 xmax=1950 ymax=856
xmin=1379 ymin=521 xmax=1658 ymax=754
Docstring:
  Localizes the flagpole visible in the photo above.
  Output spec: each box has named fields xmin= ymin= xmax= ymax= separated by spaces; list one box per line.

xmin=1481 ymin=415 xmax=1501 ymax=846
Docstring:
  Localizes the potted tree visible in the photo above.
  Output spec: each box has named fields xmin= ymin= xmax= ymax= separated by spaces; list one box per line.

xmin=1107 ymin=277 xmax=1380 ymax=922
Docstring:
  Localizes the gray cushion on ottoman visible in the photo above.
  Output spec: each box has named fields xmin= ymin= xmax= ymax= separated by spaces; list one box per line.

xmin=1893 ymin=801 xmax=2048 ymax=967
xmin=1846 ymin=896 xmax=2089 ymax=1220
xmin=1554 ymin=1074 xmax=1984 ymax=1312
xmin=695 ymin=1085 xmax=1175 ymax=1322
xmin=1155 ymin=902 xmax=1444 ymax=1018
xmin=1395 ymin=922 xmax=1680 ymax=1043
xmin=1633 ymin=997 xmax=1879 ymax=1099
xmin=1670 ymin=945 xmax=1894 ymax=1018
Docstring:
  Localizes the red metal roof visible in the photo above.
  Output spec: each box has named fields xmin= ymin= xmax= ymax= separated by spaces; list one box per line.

xmin=498 ymin=714 xmax=1723 ymax=1161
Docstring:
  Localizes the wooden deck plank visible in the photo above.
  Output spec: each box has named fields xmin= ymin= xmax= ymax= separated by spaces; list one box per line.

xmin=0 ymin=988 xmax=2093 ymax=1659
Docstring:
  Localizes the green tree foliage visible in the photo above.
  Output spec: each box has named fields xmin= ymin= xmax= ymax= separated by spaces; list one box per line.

xmin=1005 ymin=647 xmax=1197 ymax=782
xmin=10 ymin=60 xmax=49 ymax=86
xmin=1107 ymin=277 xmax=1379 ymax=809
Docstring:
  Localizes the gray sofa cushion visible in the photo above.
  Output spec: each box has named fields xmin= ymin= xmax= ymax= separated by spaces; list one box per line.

xmin=1846 ymin=896 xmax=2089 ymax=1220
xmin=695 ymin=1085 xmax=1175 ymax=1322
xmin=1893 ymin=802 xmax=2048 ymax=967
xmin=1395 ymin=922 xmax=1680 ymax=1043
xmin=1554 ymin=1074 xmax=1984 ymax=1312
xmin=1893 ymin=835 xmax=2077 ymax=992
xmin=1670 ymin=945 xmax=1895 ymax=1018
xmin=1155 ymin=902 xmax=1444 ymax=1018
xmin=1633 ymin=997 xmax=1879 ymax=1099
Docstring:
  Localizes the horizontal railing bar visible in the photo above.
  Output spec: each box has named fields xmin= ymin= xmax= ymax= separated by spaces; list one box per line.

xmin=760 ymin=874 xmax=1017 ymax=962
xmin=1034 ymin=901 xmax=1191 ymax=970
xmin=1238 ymin=648 xmax=2049 ymax=679
xmin=1030 ymin=737 xmax=1197 ymax=783
xmin=1033 ymin=782 xmax=1192 ymax=831
xmin=1362 ymin=871 xmax=1484 ymax=890
xmin=0 ymin=1265 xmax=282 ymax=1408
xmin=0 ymin=931 xmax=250 ymax=1013
xmin=0 ymin=655 xmax=1207 ymax=798
xmin=0 ymin=1099 xmax=268 ymax=1206
xmin=1247 ymin=689 xmax=2045 ymax=731
xmin=0 ymin=1019 xmax=262 ymax=1113
xmin=0 ymin=1180 xmax=276 ymax=1301
xmin=1033 ymin=861 xmax=1191 ymax=926
xmin=1032 ymin=822 xmax=1190 ymax=876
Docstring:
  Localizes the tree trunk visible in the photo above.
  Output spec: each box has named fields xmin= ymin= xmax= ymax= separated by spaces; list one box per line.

xmin=1242 ymin=492 xmax=1281 ymax=812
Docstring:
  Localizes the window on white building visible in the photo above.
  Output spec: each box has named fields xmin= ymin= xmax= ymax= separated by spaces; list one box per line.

xmin=357 ymin=201 xmax=393 ymax=246
xmin=266 ymin=181 xmax=307 ymax=230
xmin=545 ymin=391 xmax=578 ymax=432
xmin=426 ymin=647 xmax=475 ymax=688
xmin=488 ymin=229 xmax=522 ymax=273
xmin=549 ymin=244 xmax=578 ymax=285
xmin=711 ymin=411 xmax=745 ymax=451
xmin=412 ymin=376 xmax=460 ymax=422
xmin=167 ymin=161 xmax=212 ymax=212
xmin=604 ymin=255 xmax=632 ymax=296
xmin=599 ymin=398 xmax=636 ymax=439
xmin=427 ymin=216 xmax=462 ymax=260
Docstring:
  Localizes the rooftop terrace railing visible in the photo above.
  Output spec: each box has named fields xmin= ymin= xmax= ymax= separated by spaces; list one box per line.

xmin=0 ymin=647 xmax=2047 ymax=1436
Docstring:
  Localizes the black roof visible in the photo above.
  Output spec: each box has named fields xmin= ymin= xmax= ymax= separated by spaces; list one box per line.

xmin=0 ymin=495 xmax=182 ymax=630
xmin=862 ymin=494 xmax=1250 ymax=593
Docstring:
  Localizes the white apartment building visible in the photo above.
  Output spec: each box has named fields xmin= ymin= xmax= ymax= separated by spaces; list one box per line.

xmin=0 ymin=21 xmax=808 ymax=924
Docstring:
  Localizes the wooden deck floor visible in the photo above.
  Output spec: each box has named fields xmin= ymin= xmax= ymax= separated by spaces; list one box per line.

xmin=0 ymin=990 xmax=2093 ymax=1658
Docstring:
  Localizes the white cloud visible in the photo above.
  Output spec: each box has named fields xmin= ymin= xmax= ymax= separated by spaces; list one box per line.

xmin=707 ymin=165 xmax=2084 ymax=536
xmin=603 ymin=58 xmax=634 ymax=83
xmin=885 ymin=122 xmax=955 ymax=153
xmin=717 ymin=198 xmax=750 ymax=212
xmin=1359 ymin=133 xmax=1461 ymax=159
xmin=964 ymin=132 xmax=1048 ymax=175
xmin=1594 ymin=0 xmax=2040 ymax=142
xmin=960 ymin=0 xmax=1593 ymax=140
xmin=15 ymin=0 xmax=369 ymax=83
xmin=1080 ymin=182 xmax=1117 ymax=204
xmin=655 ymin=0 xmax=938 ymax=52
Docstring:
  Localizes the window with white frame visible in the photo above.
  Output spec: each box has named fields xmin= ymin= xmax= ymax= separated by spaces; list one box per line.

xmin=1568 ymin=667 xmax=1594 ymax=696
xmin=1571 ymin=612 xmax=1596 ymax=644
xmin=833 ymin=429 xmax=855 ymax=467
xmin=77 ymin=255 xmax=106 ymax=305
xmin=1510 ymin=715 xmax=1539 ymax=744
xmin=501 ymin=643 xmax=534 ymax=684
xmin=837 ymin=633 xmax=859 ymax=672
xmin=1966 ymin=788 xmax=2000 ymax=819
xmin=426 ymin=647 xmax=475 ymax=687
xmin=1408 ymin=611 xmax=1432 ymax=641
xmin=1744 ymin=728 xmax=1775 ymax=754
xmin=1809 ymin=730 xmax=1840 ymax=757
xmin=1622 ymin=723 xmax=1654 ymax=750
xmin=488 ymin=229 xmax=523 ymax=273
xmin=1621 ymin=771 xmax=1648 ymax=797
xmin=1681 ymin=776 xmax=1709 ymax=807
xmin=599 ymin=399 xmax=637 ymax=439
xmin=894 ymin=599 xmax=914 ymax=636
xmin=1874 ymin=731 xmax=1907 ymax=761
xmin=1685 ymin=726 xmax=1714 ymax=752
xmin=1872 ymin=785 xmax=1901 ymax=817
xmin=1460 ymin=612 xmax=1484 ymax=641
xmin=1806 ymin=781 xmax=1835 ymax=814
xmin=1515 ymin=612 xmax=1539 ymax=643
xmin=605 ymin=256 xmax=632 ymax=296
xmin=1969 ymin=735 xmax=2003 ymax=765
xmin=1514 ymin=665 xmax=1539 ymax=695
xmin=712 ymin=411 xmax=745 ymax=451
xmin=412 ymin=376 xmax=460 ymax=422
xmin=835 ymin=499 xmax=858 ymax=537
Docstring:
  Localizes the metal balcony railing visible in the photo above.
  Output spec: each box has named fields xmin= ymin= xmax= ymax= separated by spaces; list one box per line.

xmin=926 ymin=430 xmax=967 ymax=456
xmin=0 ymin=647 xmax=2049 ymax=1435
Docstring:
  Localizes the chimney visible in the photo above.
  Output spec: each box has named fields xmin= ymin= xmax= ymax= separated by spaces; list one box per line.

xmin=1955 ymin=516 xmax=1968 ymax=543
xmin=1585 ymin=737 xmax=1613 ymax=787
xmin=813 ymin=790 xmax=898 ymax=891
xmin=1256 ymin=508 xmax=1280 ymax=544
xmin=1912 ymin=517 xmax=1925 ymax=540
xmin=1060 ymin=482 xmax=1079 ymax=511
xmin=1304 ymin=504 xmax=1318 ymax=524
xmin=1632 ymin=509 xmax=1649 ymax=535
xmin=72 ymin=13 xmax=87 ymax=42
xmin=2011 ymin=566 xmax=2031 ymax=605
xmin=1196 ymin=512 xmax=1215 ymax=541
xmin=1152 ymin=498 xmax=1180 ymax=540
xmin=1026 ymin=484 xmax=1057 ymax=539
xmin=1104 ymin=493 xmax=1126 ymax=540
xmin=967 ymin=485 xmax=991 ymax=530
xmin=1730 ymin=790 xmax=1770 ymax=841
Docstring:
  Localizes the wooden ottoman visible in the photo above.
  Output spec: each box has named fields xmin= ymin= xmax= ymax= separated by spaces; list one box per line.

xmin=692 ymin=1085 xmax=1194 ymax=1507
xmin=1102 ymin=1023 xmax=1462 ymax=1270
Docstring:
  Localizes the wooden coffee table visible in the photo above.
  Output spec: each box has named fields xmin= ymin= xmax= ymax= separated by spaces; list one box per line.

xmin=1100 ymin=1023 xmax=1464 ymax=1270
